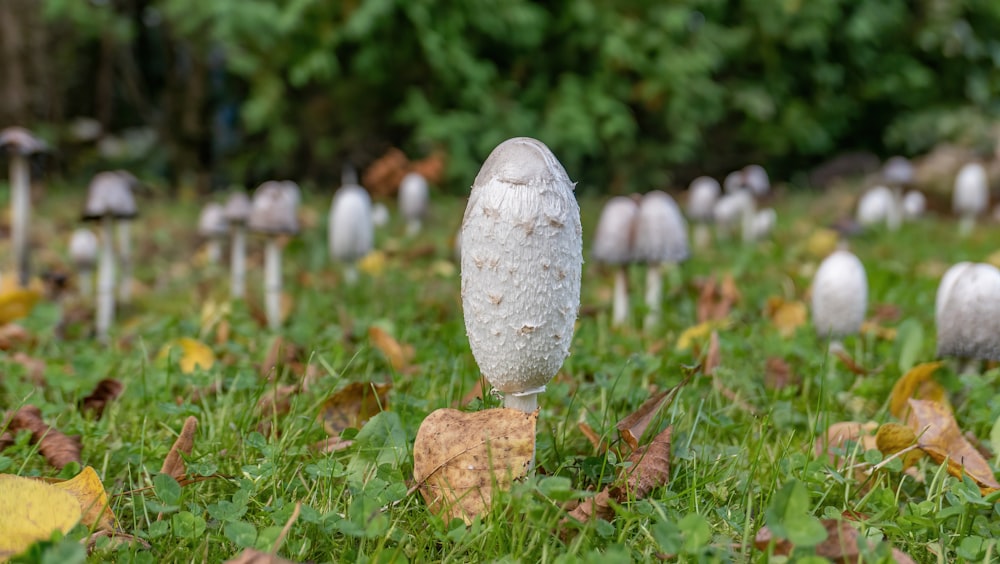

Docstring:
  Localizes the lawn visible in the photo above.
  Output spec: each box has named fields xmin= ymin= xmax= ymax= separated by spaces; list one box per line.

xmin=1 ymin=181 xmax=999 ymax=563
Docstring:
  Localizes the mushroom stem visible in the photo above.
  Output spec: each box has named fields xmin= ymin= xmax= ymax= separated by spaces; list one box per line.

xmin=612 ymin=266 xmax=629 ymax=326
xmin=78 ymin=267 xmax=93 ymax=298
xmin=692 ymin=223 xmax=711 ymax=250
xmin=643 ymin=263 xmax=663 ymax=330
xmin=230 ymin=225 xmax=246 ymax=298
xmin=503 ymin=391 xmax=538 ymax=413
xmin=343 ymin=263 xmax=358 ymax=285
xmin=116 ymin=220 xmax=133 ymax=303
xmin=9 ymin=154 xmax=30 ymax=286
xmin=264 ymin=237 xmax=283 ymax=330
xmin=96 ymin=216 xmax=116 ymax=342
xmin=406 ymin=219 xmax=422 ymax=237
xmin=206 ymin=239 xmax=222 ymax=264
xmin=958 ymin=215 xmax=975 ymax=238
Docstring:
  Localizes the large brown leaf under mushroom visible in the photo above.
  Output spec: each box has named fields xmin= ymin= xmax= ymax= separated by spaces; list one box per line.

xmin=413 ymin=408 xmax=536 ymax=524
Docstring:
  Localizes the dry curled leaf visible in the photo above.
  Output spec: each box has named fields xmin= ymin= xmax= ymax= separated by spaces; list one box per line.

xmin=860 ymin=320 xmax=896 ymax=341
xmin=311 ymin=436 xmax=355 ymax=454
xmin=703 ymin=331 xmax=721 ymax=376
xmin=616 ymin=375 xmax=690 ymax=451
xmin=696 ymin=274 xmax=740 ymax=323
xmin=755 ymin=518 xmax=916 ymax=563
xmin=161 ymin=416 xmax=197 ymax=480
xmin=318 ymin=382 xmax=391 ymax=436
xmin=259 ymin=336 xmax=303 ymax=380
xmin=874 ymin=423 xmax=923 ymax=469
xmin=413 ymin=408 xmax=536 ymax=524
xmin=577 ymin=422 xmax=607 ymax=454
xmin=765 ymin=297 xmax=807 ymax=338
xmin=907 ymin=399 xmax=1000 ymax=493
xmin=0 ymin=323 xmax=32 ymax=350
xmin=889 ymin=362 xmax=946 ymax=420
xmin=10 ymin=352 xmax=45 ymax=386
xmin=815 ymin=421 xmax=878 ymax=467
xmin=368 ymin=327 xmax=414 ymax=373
xmin=80 ymin=378 xmax=124 ymax=419
xmin=831 ymin=347 xmax=878 ymax=376
xmin=4 ymin=405 xmax=82 ymax=469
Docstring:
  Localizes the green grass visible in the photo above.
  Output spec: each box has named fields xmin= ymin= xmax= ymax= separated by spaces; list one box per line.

xmin=2 ymin=184 xmax=1000 ymax=563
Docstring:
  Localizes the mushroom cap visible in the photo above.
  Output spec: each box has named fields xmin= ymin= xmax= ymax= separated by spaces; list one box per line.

xmin=82 ymin=171 xmax=138 ymax=219
xmin=248 ymin=181 xmax=299 ymax=235
xmin=398 ymin=172 xmax=429 ymax=221
xmin=712 ymin=189 xmax=755 ymax=228
xmin=902 ymin=190 xmax=926 ymax=220
xmin=372 ymin=202 xmax=390 ymax=227
xmin=687 ymin=176 xmax=721 ymax=221
xmin=749 ymin=208 xmax=777 ymax=240
xmin=198 ymin=203 xmax=228 ymax=238
xmin=222 ymin=192 xmax=252 ymax=223
xmin=280 ymin=181 xmax=302 ymax=207
xmin=591 ymin=196 xmax=639 ymax=265
xmin=936 ymin=262 xmax=1000 ymax=360
xmin=69 ymin=228 xmax=99 ymax=268
xmin=328 ymin=184 xmax=374 ymax=262
xmin=856 ymin=186 xmax=895 ymax=226
xmin=0 ymin=126 xmax=46 ymax=155
xmin=743 ymin=164 xmax=770 ymax=196
xmin=882 ymin=156 xmax=914 ymax=186
xmin=723 ymin=170 xmax=744 ymax=193
xmin=633 ymin=190 xmax=689 ymax=264
xmin=953 ymin=162 xmax=988 ymax=216
xmin=461 ymin=136 xmax=583 ymax=393
xmin=810 ymin=249 xmax=868 ymax=338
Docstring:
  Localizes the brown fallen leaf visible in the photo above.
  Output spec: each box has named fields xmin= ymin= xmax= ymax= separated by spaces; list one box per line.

xmin=870 ymin=303 xmax=902 ymax=323
xmin=703 ymin=331 xmax=721 ymax=376
xmin=764 ymin=357 xmax=798 ymax=390
xmin=577 ymin=422 xmax=607 ymax=454
xmin=368 ymin=326 xmax=414 ymax=373
xmin=874 ymin=423 xmax=923 ymax=469
xmin=3 ymin=405 xmax=82 ymax=469
xmin=815 ymin=421 xmax=878 ymax=467
xmin=0 ymin=323 xmax=32 ymax=350
xmin=10 ymin=352 xmax=45 ymax=385
xmin=161 ymin=416 xmax=198 ymax=480
xmin=831 ymin=347 xmax=878 ymax=376
xmin=311 ymin=436 xmax=355 ymax=454
xmin=860 ymin=320 xmax=896 ymax=341
xmin=318 ymin=382 xmax=391 ymax=436
xmin=616 ymin=374 xmax=690 ymax=451
xmin=259 ymin=336 xmax=303 ymax=381
xmin=889 ymin=362 xmax=946 ymax=420
xmin=755 ymin=518 xmax=916 ymax=563
xmin=451 ymin=380 xmax=484 ymax=408
xmin=907 ymin=399 xmax=1000 ymax=493
xmin=765 ymin=297 xmax=807 ymax=338
xmin=224 ymin=549 xmax=297 ymax=564
xmin=80 ymin=378 xmax=124 ymax=419
xmin=413 ymin=408 xmax=536 ymax=524
xmin=696 ymin=274 xmax=740 ymax=323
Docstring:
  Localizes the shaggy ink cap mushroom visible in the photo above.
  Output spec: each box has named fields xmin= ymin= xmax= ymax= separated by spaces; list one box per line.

xmin=742 ymin=164 xmax=770 ymax=197
xmin=0 ymin=127 xmax=47 ymax=155
xmin=592 ymin=196 xmax=639 ymax=265
xmin=82 ymin=171 xmax=138 ymax=220
xmin=902 ymin=190 xmax=926 ymax=220
xmin=329 ymin=184 xmax=374 ymax=263
xmin=461 ymin=137 xmax=582 ymax=410
xmin=198 ymin=203 xmax=228 ymax=238
xmin=856 ymin=186 xmax=896 ymax=227
xmin=953 ymin=163 xmax=988 ymax=217
xmin=69 ymin=228 xmax=98 ymax=270
xmin=248 ymin=181 xmax=300 ymax=235
xmin=399 ymin=172 xmax=429 ymax=228
xmin=633 ymin=191 xmax=689 ymax=264
xmin=222 ymin=192 xmax=252 ymax=223
xmin=810 ymin=249 xmax=868 ymax=339
xmin=882 ymin=156 xmax=914 ymax=187
xmin=686 ymin=177 xmax=720 ymax=222
xmin=935 ymin=262 xmax=1000 ymax=361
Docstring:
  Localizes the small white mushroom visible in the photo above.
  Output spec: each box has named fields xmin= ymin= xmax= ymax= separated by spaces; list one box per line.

xmin=742 ymin=164 xmax=770 ymax=197
xmin=328 ymin=183 xmax=374 ymax=284
xmin=935 ymin=262 xmax=1000 ymax=363
xmin=810 ymin=249 xmax=868 ymax=343
xmin=633 ymin=191 xmax=689 ymax=330
xmin=748 ymin=208 xmax=777 ymax=241
xmin=398 ymin=172 xmax=429 ymax=236
xmin=371 ymin=202 xmax=390 ymax=228
xmin=686 ymin=176 xmax=720 ymax=249
xmin=1 ymin=127 xmax=46 ymax=286
xmin=592 ymin=196 xmax=640 ymax=327
xmin=882 ymin=156 xmax=914 ymax=187
xmin=712 ymin=189 xmax=756 ymax=242
xmin=953 ymin=162 xmax=988 ymax=237
xmin=856 ymin=185 xmax=901 ymax=230
xmin=902 ymin=190 xmax=926 ymax=220
xmin=248 ymin=181 xmax=299 ymax=330
xmin=722 ymin=170 xmax=744 ymax=193
xmin=223 ymin=191 xmax=252 ymax=298
xmin=197 ymin=203 xmax=228 ymax=264
xmin=461 ymin=137 xmax=582 ymax=414
xmin=69 ymin=228 xmax=99 ymax=298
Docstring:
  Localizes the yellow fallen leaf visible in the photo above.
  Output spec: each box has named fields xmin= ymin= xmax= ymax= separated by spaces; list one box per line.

xmin=368 ymin=326 xmax=414 ymax=372
xmin=431 ymin=260 xmax=457 ymax=278
xmin=0 ymin=275 xmax=43 ymax=325
xmin=0 ymin=474 xmax=82 ymax=561
xmin=908 ymin=399 xmax=1000 ymax=493
xmin=874 ymin=423 xmax=923 ymax=468
xmin=159 ymin=338 xmax=216 ymax=374
xmin=765 ymin=297 xmax=807 ymax=338
xmin=676 ymin=320 xmax=729 ymax=351
xmin=48 ymin=466 xmax=115 ymax=531
xmin=889 ymin=362 xmax=946 ymax=420
xmin=806 ymin=229 xmax=839 ymax=258
xmin=358 ymin=251 xmax=387 ymax=276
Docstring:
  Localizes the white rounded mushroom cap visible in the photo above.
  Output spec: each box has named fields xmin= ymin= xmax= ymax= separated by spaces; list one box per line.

xmin=591 ymin=196 xmax=639 ymax=265
xmin=723 ymin=170 xmax=744 ymax=193
xmin=198 ymin=203 xmax=228 ymax=238
xmin=811 ymin=249 xmax=868 ymax=338
xmin=398 ymin=172 xmax=429 ymax=222
xmin=936 ymin=262 xmax=1000 ymax=360
xmin=953 ymin=163 xmax=988 ymax=216
xmin=281 ymin=181 xmax=302 ymax=207
xmin=328 ymin=184 xmax=374 ymax=262
xmin=69 ymin=228 xmax=99 ymax=269
xmin=743 ymin=164 xmax=770 ymax=197
xmin=935 ymin=262 xmax=973 ymax=322
xmin=461 ymin=137 xmax=583 ymax=393
xmin=882 ymin=156 xmax=914 ymax=186
xmin=712 ymin=189 xmax=755 ymax=228
xmin=222 ymin=192 xmax=252 ymax=223
xmin=248 ymin=181 xmax=299 ymax=235
xmin=0 ymin=126 xmax=46 ymax=155
xmin=687 ymin=176 xmax=721 ymax=221
xmin=856 ymin=186 xmax=895 ymax=226
xmin=633 ymin=191 xmax=689 ymax=264
xmin=902 ymin=190 xmax=926 ymax=220
xmin=83 ymin=171 xmax=138 ymax=219
xmin=372 ymin=202 xmax=390 ymax=228
xmin=749 ymin=208 xmax=777 ymax=240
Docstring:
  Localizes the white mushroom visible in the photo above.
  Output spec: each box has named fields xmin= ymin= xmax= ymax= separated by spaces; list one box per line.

xmin=592 ymin=196 xmax=640 ymax=327
xmin=633 ymin=191 xmax=688 ymax=330
xmin=197 ymin=203 xmax=228 ymax=264
xmin=248 ymin=181 xmax=299 ymax=330
xmin=723 ymin=170 xmax=744 ymax=193
xmin=742 ymin=164 xmax=770 ymax=197
xmin=953 ymin=162 xmax=988 ymax=237
xmin=223 ymin=191 xmax=252 ymax=299
xmin=69 ymin=228 xmax=99 ymax=298
xmin=398 ymin=172 xmax=429 ymax=236
xmin=712 ymin=189 xmax=756 ymax=242
xmin=902 ymin=190 xmax=926 ymax=220
xmin=328 ymin=183 xmax=374 ymax=284
xmin=882 ymin=156 xmax=914 ymax=187
xmin=748 ymin=208 xmax=777 ymax=241
xmin=856 ymin=185 xmax=901 ymax=230
xmin=686 ymin=176 xmax=720 ymax=249
xmin=1 ymin=127 xmax=46 ymax=286
xmin=371 ymin=202 xmax=390 ymax=228
xmin=810 ymin=249 xmax=868 ymax=343
xmin=461 ymin=137 xmax=582 ymax=414
xmin=935 ymin=262 xmax=1000 ymax=364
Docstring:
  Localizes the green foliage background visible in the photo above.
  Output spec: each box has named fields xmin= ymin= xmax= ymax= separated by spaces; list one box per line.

xmin=38 ymin=0 xmax=1000 ymax=191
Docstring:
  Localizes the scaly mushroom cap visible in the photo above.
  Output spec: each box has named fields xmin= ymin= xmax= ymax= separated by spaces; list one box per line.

xmin=936 ymin=262 xmax=1000 ymax=360
xmin=222 ymin=192 xmax=252 ymax=223
xmin=953 ymin=163 xmax=988 ymax=217
xmin=811 ymin=249 xmax=868 ymax=338
xmin=687 ymin=176 xmax=721 ymax=221
xmin=82 ymin=171 xmax=138 ymax=219
xmin=856 ymin=186 xmax=895 ymax=226
xmin=882 ymin=156 xmax=914 ymax=186
xmin=633 ymin=190 xmax=689 ymax=264
xmin=398 ymin=172 xmax=429 ymax=222
xmin=461 ymin=137 xmax=583 ymax=393
xmin=0 ymin=127 xmax=46 ymax=155
xmin=248 ymin=181 xmax=299 ymax=235
xmin=328 ymin=184 xmax=374 ymax=262
xmin=198 ymin=203 xmax=228 ymax=238
xmin=712 ymin=190 xmax=755 ymax=228
xmin=743 ymin=164 xmax=770 ymax=197
xmin=592 ymin=196 xmax=639 ymax=265
xmin=69 ymin=228 xmax=99 ymax=269
xmin=902 ymin=190 xmax=926 ymax=220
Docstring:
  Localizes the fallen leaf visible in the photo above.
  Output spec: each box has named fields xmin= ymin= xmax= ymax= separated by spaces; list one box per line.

xmin=413 ymin=408 xmax=536 ymax=524
xmin=161 ymin=416 xmax=198 ymax=480
xmin=676 ymin=320 xmax=729 ymax=351
xmin=80 ymin=378 xmax=124 ymax=419
xmin=0 ymin=473 xmax=82 ymax=560
xmin=311 ymin=436 xmax=355 ymax=453
xmin=9 ymin=352 xmax=45 ymax=385
xmin=318 ymin=382 xmax=391 ymax=436
xmin=805 ymin=228 xmax=839 ymax=258
xmin=224 ymin=549 xmax=297 ymax=564
xmin=908 ymin=399 xmax=1000 ymax=493
xmin=765 ymin=297 xmax=807 ymax=338
xmin=358 ymin=251 xmax=388 ymax=276
xmin=875 ymin=423 xmax=923 ymax=468
xmin=889 ymin=362 xmax=946 ymax=420
xmin=451 ymin=380 xmax=483 ymax=408
xmin=259 ymin=336 xmax=303 ymax=380
xmin=159 ymin=338 xmax=215 ymax=374
xmin=860 ymin=320 xmax=897 ymax=341
xmin=696 ymin=275 xmax=740 ymax=323
xmin=0 ymin=277 xmax=43 ymax=325
xmin=368 ymin=326 xmax=414 ymax=372
xmin=703 ymin=331 xmax=721 ymax=376
xmin=577 ymin=422 xmax=607 ymax=453
xmin=3 ymin=405 xmax=81 ymax=469
xmin=831 ymin=347 xmax=878 ymax=376
xmin=755 ymin=518 xmax=916 ymax=563
xmin=616 ymin=375 xmax=690 ymax=451
xmin=815 ymin=421 xmax=878 ymax=466
xmin=0 ymin=324 xmax=32 ymax=350
xmin=764 ymin=357 xmax=798 ymax=390
xmin=48 ymin=466 xmax=115 ymax=531
xmin=199 ymin=299 xmax=230 ymax=339
xmin=870 ymin=303 xmax=902 ymax=323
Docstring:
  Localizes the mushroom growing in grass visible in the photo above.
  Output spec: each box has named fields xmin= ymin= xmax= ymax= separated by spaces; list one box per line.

xmin=742 ymin=164 xmax=770 ymax=197
xmin=83 ymin=171 xmax=138 ymax=342
xmin=902 ymin=190 xmax=926 ymax=220
xmin=249 ymin=182 xmax=299 ymax=330
xmin=197 ymin=203 xmax=228 ymax=264
xmin=69 ymin=228 xmax=99 ymax=298
xmin=223 ymin=191 xmax=252 ymax=298
xmin=810 ymin=248 xmax=868 ymax=346
xmin=461 ymin=136 xmax=582 ymax=414
xmin=712 ymin=189 xmax=756 ymax=242
xmin=882 ymin=156 xmax=914 ymax=188
xmin=328 ymin=183 xmax=374 ymax=284
xmin=398 ymin=172 xmax=429 ymax=236
xmin=592 ymin=196 xmax=640 ymax=327
xmin=634 ymin=191 xmax=689 ymax=330
xmin=686 ymin=176 xmax=720 ymax=249
xmin=935 ymin=262 xmax=1000 ymax=369
xmin=953 ymin=162 xmax=988 ymax=237
xmin=1 ymin=127 xmax=46 ymax=285
xmin=749 ymin=208 xmax=777 ymax=241
xmin=856 ymin=185 xmax=900 ymax=231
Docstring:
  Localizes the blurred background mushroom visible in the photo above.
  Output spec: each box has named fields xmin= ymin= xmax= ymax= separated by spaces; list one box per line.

xmin=952 ymin=162 xmax=988 ymax=237
xmin=197 ymin=202 xmax=228 ymax=265
xmin=0 ymin=126 xmax=46 ymax=286
xmin=223 ymin=191 xmax=252 ymax=299
xmin=328 ymin=182 xmax=374 ymax=284
xmin=68 ymin=228 xmax=98 ymax=298
xmin=592 ymin=196 xmax=639 ymax=327
xmin=633 ymin=191 xmax=689 ymax=330
xmin=248 ymin=181 xmax=299 ymax=330
xmin=398 ymin=171 xmax=429 ymax=237
xmin=686 ymin=176 xmax=720 ymax=250
xmin=810 ymin=247 xmax=868 ymax=349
